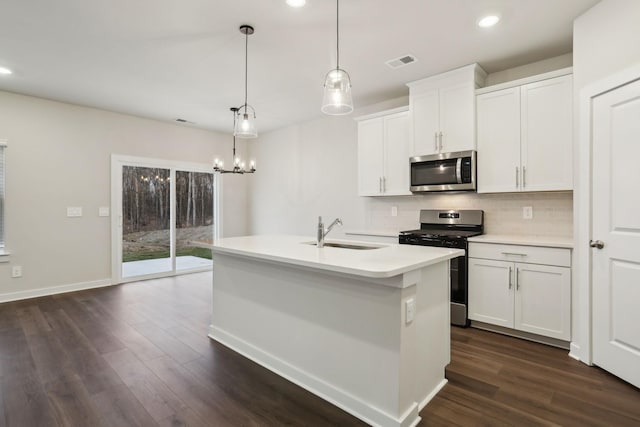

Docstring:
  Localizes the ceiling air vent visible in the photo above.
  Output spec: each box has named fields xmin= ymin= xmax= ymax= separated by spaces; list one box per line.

xmin=385 ymin=54 xmax=418 ymax=69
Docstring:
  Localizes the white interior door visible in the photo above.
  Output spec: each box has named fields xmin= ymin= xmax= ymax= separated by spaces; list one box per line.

xmin=592 ymin=77 xmax=640 ymax=388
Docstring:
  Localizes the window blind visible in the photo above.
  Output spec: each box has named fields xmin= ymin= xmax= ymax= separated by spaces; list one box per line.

xmin=0 ymin=143 xmax=5 ymax=248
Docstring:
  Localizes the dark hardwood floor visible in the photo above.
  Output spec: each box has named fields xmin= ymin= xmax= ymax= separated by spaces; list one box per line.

xmin=0 ymin=272 xmax=638 ymax=426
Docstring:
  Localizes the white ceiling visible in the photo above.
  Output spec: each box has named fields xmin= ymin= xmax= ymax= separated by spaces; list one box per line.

xmin=0 ymin=0 xmax=599 ymax=134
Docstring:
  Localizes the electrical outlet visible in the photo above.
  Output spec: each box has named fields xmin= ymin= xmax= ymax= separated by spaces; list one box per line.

xmin=523 ymin=206 xmax=533 ymax=220
xmin=405 ymin=298 xmax=416 ymax=324
xmin=98 ymin=207 xmax=110 ymax=217
xmin=12 ymin=265 xmax=22 ymax=278
xmin=391 ymin=206 xmax=398 ymax=217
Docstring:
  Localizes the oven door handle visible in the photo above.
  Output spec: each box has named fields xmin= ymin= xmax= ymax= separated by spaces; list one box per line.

xmin=456 ymin=157 xmax=463 ymax=184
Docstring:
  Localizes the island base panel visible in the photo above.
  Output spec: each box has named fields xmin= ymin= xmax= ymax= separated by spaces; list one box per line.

xmin=209 ymin=253 xmax=450 ymax=427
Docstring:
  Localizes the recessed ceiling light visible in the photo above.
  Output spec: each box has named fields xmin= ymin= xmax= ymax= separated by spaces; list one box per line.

xmin=0 ymin=66 xmax=12 ymax=75
xmin=286 ymin=0 xmax=306 ymax=7
xmin=478 ymin=15 xmax=500 ymax=28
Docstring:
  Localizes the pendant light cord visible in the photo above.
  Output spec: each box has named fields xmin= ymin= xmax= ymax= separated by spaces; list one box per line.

xmin=244 ymin=29 xmax=249 ymax=113
xmin=232 ymin=111 xmax=237 ymax=157
xmin=336 ymin=0 xmax=340 ymax=70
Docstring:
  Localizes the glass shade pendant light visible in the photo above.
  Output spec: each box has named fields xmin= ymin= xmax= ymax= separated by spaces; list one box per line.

xmin=234 ymin=25 xmax=258 ymax=138
xmin=214 ymin=107 xmax=256 ymax=174
xmin=321 ymin=0 xmax=353 ymax=115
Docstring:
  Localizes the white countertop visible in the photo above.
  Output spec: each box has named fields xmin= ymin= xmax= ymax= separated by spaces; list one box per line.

xmin=211 ymin=235 xmax=464 ymax=279
xmin=467 ymin=234 xmax=574 ymax=249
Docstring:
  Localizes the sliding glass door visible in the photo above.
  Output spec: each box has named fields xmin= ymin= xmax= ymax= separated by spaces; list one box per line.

xmin=112 ymin=156 xmax=216 ymax=283
xmin=175 ymin=170 xmax=214 ymax=271
xmin=121 ymin=166 xmax=172 ymax=278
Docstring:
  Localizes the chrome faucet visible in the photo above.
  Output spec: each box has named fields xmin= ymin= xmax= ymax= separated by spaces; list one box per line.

xmin=317 ymin=216 xmax=343 ymax=248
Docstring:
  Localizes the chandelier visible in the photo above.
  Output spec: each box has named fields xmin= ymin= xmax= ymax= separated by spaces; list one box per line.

xmin=214 ymin=107 xmax=256 ymax=174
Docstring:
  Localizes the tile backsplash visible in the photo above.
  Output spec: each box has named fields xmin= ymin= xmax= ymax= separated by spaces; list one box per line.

xmin=363 ymin=192 xmax=573 ymax=237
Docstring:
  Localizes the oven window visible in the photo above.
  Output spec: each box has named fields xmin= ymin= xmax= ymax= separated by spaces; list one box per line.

xmin=411 ymin=158 xmax=458 ymax=185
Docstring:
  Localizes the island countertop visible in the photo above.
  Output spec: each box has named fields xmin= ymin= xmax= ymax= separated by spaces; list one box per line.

xmin=211 ymin=235 xmax=464 ymax=279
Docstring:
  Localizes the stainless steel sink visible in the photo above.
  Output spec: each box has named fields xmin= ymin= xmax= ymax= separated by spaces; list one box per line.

xmin=302 ymin=241 xmax=383 ymax=250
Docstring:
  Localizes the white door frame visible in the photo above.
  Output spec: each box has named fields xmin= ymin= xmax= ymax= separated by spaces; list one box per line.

xmin=574 ymin=62 xmax=640 ymax=364
xmin=110 ymin=154 xmax=220 ymax=284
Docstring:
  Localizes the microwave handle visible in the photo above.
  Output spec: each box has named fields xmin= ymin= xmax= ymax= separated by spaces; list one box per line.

xmin=456 ymin=158 xmax=463 ymax=184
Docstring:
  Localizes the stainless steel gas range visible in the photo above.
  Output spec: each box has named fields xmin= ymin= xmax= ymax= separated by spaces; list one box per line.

xmin=399 ymin=209 xmax=484 ymax=327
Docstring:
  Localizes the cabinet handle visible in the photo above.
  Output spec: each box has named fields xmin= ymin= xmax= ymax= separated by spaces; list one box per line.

xmin=501 ymin=252 xmax=527 ymax=257
xmin=434 ymin=132 xmax=438 ymax=151
xmin=439 ymin=132 xmax=443 ymax=150
xmin=516 ymin=268 xmax=520 ymax=290
xmin=515 ymin=166 xmax=519 ymax=188
xmin=508 ymin=266 xmax=512 ymax=289
xmin=379 ymin=177 xmax=382 ymax=193
xmin=523 ymin=166 xmax=526 ymax=188
xmin=382 ymin=177 xmax=386 ymax=193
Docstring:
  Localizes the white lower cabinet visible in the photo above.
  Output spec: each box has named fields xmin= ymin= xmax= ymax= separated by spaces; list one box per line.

xmin=468 ymin=243 xmax=571 ymax=341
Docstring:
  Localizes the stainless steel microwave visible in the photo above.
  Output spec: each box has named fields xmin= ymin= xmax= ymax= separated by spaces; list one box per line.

xmin=410 ymin=150 xmax=477 ymax=192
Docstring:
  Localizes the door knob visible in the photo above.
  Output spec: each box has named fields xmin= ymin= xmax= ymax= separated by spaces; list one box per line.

xmin=590 ymin=240 xmax=605 ymax=249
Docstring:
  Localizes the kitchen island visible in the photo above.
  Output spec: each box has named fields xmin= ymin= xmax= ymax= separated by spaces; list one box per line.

xmin=209 ymin=235 xmax=463 ymax=427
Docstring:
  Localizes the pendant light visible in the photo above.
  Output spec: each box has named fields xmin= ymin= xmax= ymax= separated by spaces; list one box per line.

xmin=214 ymin=107 xmax=256 ymax=174
xmin=234 ymin=25 xmax=258 ymax=138
xmin=321 ymin=0 xmax=353 ymax=115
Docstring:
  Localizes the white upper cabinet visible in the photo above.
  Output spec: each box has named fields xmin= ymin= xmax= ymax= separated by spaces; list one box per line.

xmin=407 ymin=64 xmax=486 ymax=156
xmin=356 ymin=107 xmax=411 ymax=196
xmin=520 ymin=76 xmax=573 ymax=191
xmin=476 ymin=70 xmax=573 ymax=193
xmin=476 ymin=87 xmax=522 ymax=193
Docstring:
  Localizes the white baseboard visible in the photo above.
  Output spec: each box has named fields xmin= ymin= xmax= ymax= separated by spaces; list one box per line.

xmin=569 ymin=342 xmax=582 ymax=362
xmin=209 ymin=325 xmax=421 ymax=427
xmin=0 ymin=278 xmax=113 ymax=303
xmin=418 ymin=378 xmax=448 ymax=411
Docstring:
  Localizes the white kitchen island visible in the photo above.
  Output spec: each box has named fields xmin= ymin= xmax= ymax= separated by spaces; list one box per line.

xmin=209 ymin=235 xmax=463 ymax=427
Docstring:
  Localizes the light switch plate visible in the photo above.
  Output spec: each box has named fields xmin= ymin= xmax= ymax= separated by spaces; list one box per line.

xmin=391 ymin=206 xmax=398 ymax=217
xmin=99 ymin=207 xmax=110 ymax=217
xmin=67 ymin=207 xmax=82 ymax=217
xmin=523 ymin=206 xmax=533 ymax=220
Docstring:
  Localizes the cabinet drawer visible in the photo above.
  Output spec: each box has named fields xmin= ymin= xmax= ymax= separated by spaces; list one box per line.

xmin=468 ymin=242 xmax=570 ymax=267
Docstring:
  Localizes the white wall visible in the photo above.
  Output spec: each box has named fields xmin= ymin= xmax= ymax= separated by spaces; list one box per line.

xmin=0 ymin=90 xmax=250 ymax=299
xmin=484 ymin=53 xmax=573 ymax=86
xmin=572 ymin=0 xmax=640 ymax=361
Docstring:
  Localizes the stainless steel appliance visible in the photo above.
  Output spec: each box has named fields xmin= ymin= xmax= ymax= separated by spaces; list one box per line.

xmin=410 ymin=150 xmax=476 ymax=192
xmin=399 ymin=209 xmax=484 ymax=326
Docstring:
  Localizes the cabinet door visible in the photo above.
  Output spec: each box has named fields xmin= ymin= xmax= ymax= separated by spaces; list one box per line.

xmin=383 ymin=112 xmax=411 ymax=195
xmin=520 ymin=75 xmax=573 ymax=191
xmin=440 ymin=81 xmax=476 ymax=153
xmin=357 ymin=118 xmax=384 ymax=196
xmin=468 ymin=258 xmax=514 ymax=328
xmin=476 ymin=87 xmax=521 ymax=193
xmin=514 ymin=263 xmax=571 ymax=340
xmin=410 ymin=88 xmax=440 ymax=156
